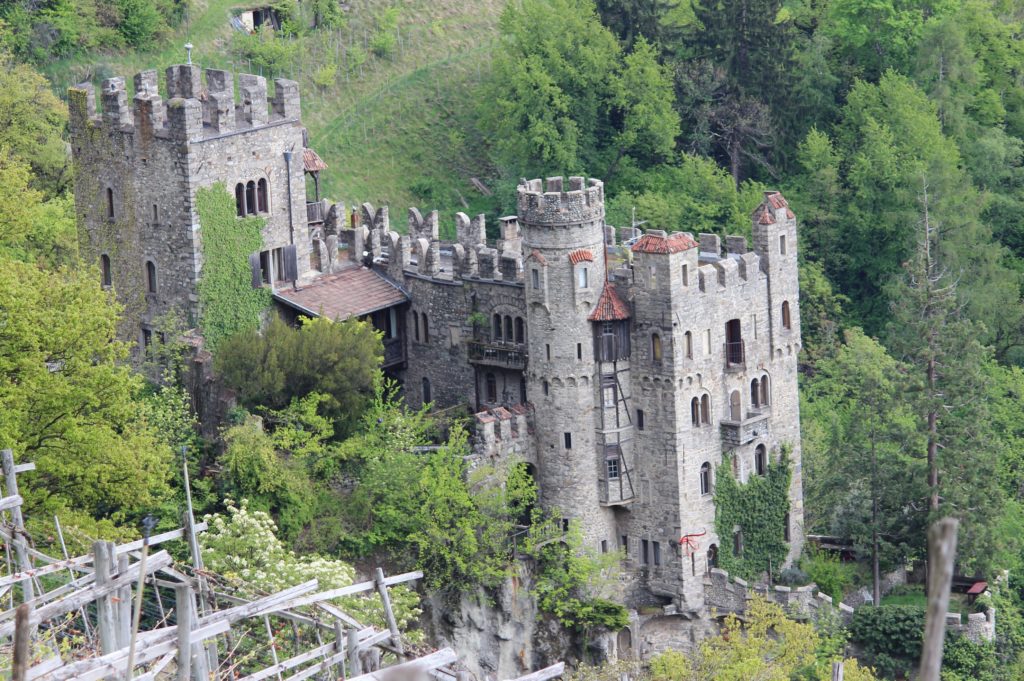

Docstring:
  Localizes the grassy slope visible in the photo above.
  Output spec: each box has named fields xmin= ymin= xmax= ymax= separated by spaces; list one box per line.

xmin=46 ymin=0 xmax=503 ymax=230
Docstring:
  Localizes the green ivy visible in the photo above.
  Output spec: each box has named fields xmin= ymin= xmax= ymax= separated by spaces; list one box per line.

xmin=195 ymin=184 xmax=270 ymax=351
xmin=714 ymin=449 xmax=791 ymax=581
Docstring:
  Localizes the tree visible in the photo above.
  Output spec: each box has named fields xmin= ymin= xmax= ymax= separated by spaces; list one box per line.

xmin=217 ymin=316 xmax=383 ymax=437
xmin=0 ymin=258 xmax=173 ymax=533
xmin=0 ymin=149 xmax=76 ymax=266
xmin=801 ymin=328 xmax=924 ymax=602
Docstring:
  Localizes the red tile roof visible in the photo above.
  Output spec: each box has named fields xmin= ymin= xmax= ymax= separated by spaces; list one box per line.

xmin=757 ymin=191 xmax=795 ymax=221
xmin=274 ymin=265 xmax=407 ymax=320
xmin=631 ymin=231 xmax=698 ymax=254
xmin=755 ymin=204 xmax=776 ymax=224
xmin=569 ymin=248 xmax=594 ymax=264
xmin=303 ymin=148 xmax=328 ymax=173
xmin=588 ymin=283 xmax=631 ymax=321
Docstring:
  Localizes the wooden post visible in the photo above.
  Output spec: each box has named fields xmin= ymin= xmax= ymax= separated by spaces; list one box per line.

xmin=55 ymin=515 xmax=93 ymax=640
xmin=12 ymin=603 xmax=31 ymax=681
xmin=375 ymin=567 xmax=404 ymax=655
xmin=264 ymin=614 xmax=284 ymax=681
xmin=182 ymin=448 xmax=218 ymax=674
xmin=2 ymin=450 xmax=33 ymax=602
xmin=93 ymin=540 xmax=118 ymax=655
xmin=831 ymin=661 xmax=843 ymax=681
xmin=175 ymin=585 xmax=193 ymax=681
xmin=347 ymin=628 xmax=362 ymax=677
xmin=919 ymin=518 xmax=959 ymax=681
xmin=116 ymin=551 xmax=131 ymax=648
xmin=188 ymin=587 xmax=210 ymax=681
xmin=334 ymin=620 xmax=346 ymax=681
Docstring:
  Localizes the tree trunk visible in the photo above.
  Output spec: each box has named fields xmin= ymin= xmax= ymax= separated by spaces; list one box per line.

xmin=872 ymin=438 xmax=881 ymax=606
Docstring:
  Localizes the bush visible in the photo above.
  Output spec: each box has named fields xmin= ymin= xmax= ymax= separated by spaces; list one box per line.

xmin=778 ymin=566 xmax=811 ymax=586
xmin=941 ymin=633 xmax=997 ymax=681
xmin=849 ymin=604 xmax=925 ymax=678
xmin=801 ymin=546 xmax=857 ymax=601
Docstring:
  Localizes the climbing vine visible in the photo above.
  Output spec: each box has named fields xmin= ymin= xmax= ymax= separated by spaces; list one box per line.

xmin=714 ymin=447 xmax=792 ymax=581
xmin=195 ymin=183 xmax=271 ymax=351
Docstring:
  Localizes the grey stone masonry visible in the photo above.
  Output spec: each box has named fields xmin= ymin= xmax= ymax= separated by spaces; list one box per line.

xmin=70 ymin=66 xmax=316 ymax=354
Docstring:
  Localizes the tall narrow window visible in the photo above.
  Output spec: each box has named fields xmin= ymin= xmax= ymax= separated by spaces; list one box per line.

xmin=751 ymin=378 xmax=760 ymax=407
xmin=691 ymin=552 xmax=696 ymax=576
xmin=531 ymin=268 xmax=540 ymax=289
xmin=422 ymin=377 xmax=432 ymax=404
xmin=577 ymin=266 xmax=589 ymax=288
xmin=413 ymin=311 xmax=420 ymax=342
xmin=546 ymin=344 xmax=551 ymax=361
xmin=543 ymin=380 xmax=550 ymax=396
xmin=515 ymin=317 xmax=525 ymax=344
xmin=653 ymin=541 xmax=661 ymax=566
xmin=641 ymin=539 xmax=649 ymax=565
xmin=235 ymin=183 xmax=245 ymax=216
xmin=505 ymin=315 xmax=514 ymax=342
xmin=700 ymin=394 xmax=710 ymax=424
xmin=106 ymin=187 xmax=115 ymax=219
xmin=681 ymin=264 xmax=689 ymax=286
xmin=152 ymin=204 xmax=158 ymax=223
xmin=691 ymin=397 xmax=700 ymax=427
xmin=707 ymin=544 xmax=718 ymax=569
xmin=733 ymin=530 xmax=743 ymax=557
xmin=577 ymin=343 xmax=582 ymax=360
xmin=564 ymin=432 xmax=572 ymax=449
xmin=100 ymin=254 xmax=112 ymax=287
xmin=636 ymin=409 xmax=645 ymax=431
xmin=422 ymin=313 xmax=429 ymax=342
xmin=520 ymin=377 xmax=527 ymax=403
xmin=245 ymin=181 xmax=256 ymax=216
xmin=652 ymin=333 xmax=662 ymax=362
xmin=784 ymin=512 xmax=791 ymax=542
xmin=782 ymin=301 xmax=792 ymax=329
xmin=761 ymin=375 xmax=769 ymax=406
xmin=145 ymin=261 xmax=157 ymax=293
xmin=779 ymin=234 xmax=787 ymax=255
xmin=755 ymin=445 xmax=767 ymax=476
xmin=486 ymin=373 xmax=497 ymax=403
xmin=257 ymin=178 xmax=268 ymax=213
xmin=700 ymin=462 xmax=711 ymax=495
xmin=493 ymin=313 xmax=502 ymax=341
xmin=602 ymin=383 xmax=616 ymax=407
xmin=685 ymin=331 xmax=692 ymax=359
xmin=729 ymin=390 xmax=741 ymax=421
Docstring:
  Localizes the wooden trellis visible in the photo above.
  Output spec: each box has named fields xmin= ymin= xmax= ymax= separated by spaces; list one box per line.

xmin=0 ymin=450 xmax=566 ymax=681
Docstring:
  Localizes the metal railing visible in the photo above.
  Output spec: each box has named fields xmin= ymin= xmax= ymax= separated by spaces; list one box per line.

xmin=724 ymin=340 xmax=745 ymax=370
xmin=467 ymin=340 xmax=528 ymax=369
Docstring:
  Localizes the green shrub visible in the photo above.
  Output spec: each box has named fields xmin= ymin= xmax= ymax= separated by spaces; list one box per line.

xmin=849 ymin=604 xmax=924 ymax=678
xmin=800 ymin=546 xmax=856 ymax=601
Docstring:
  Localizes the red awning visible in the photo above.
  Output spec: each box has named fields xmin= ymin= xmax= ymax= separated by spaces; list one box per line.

xmin=967 ymin=581 xmax=988 ymax=595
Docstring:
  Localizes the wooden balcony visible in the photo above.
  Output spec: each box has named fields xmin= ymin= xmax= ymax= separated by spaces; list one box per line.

xmin=307 ymin=200 xmax=326 ymax=225
xmin=382 ymin=337 xmax=405 ymax=368
xmin=467 ymin=340 xmax=527 ymax=370
xmin=599 ymin=476 xmax=636 ymax=506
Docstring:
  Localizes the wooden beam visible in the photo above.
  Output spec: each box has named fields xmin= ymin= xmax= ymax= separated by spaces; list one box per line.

xmin=346 ymin=648 xmax=458 ymax=681
xmin=0 ymin=463 xmax=35 ymax=477
xmin=283 ymin=571 xmax=422 ymax=610
xmin=198 ymin=580 xmax=319 ymax=626
xmin=3 ymin=450 xmax=33 ymax=602
xmin=375 ymin=567 xmax=404 ymax=655
xmin=0 ymin=495 xmax=23 ymax=512
xmin=236 ymin=640 xmax=337 ymax=681
xmin=503 ymin=663 xmax=566 ymax=681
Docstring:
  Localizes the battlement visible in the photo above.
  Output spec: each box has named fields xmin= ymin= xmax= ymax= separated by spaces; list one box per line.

xmin=516 ymin=176 xmax=605 ymax=226
xmin=472 ymin=404 xmax=536 ymax=463
xmin=68 ymin=65 xmax=302 ymax=142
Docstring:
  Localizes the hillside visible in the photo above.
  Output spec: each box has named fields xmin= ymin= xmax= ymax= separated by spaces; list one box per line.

xmin=44 ymin=0 xmax=502 ymax=223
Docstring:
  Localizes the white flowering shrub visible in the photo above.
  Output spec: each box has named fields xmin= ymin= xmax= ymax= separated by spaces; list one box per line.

xmin=201 ymin=499 xmax=422 ymax=638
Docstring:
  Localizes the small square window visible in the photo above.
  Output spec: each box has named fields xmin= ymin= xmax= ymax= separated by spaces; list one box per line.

xmin=606 ymin=458 xmax=620 ymax=480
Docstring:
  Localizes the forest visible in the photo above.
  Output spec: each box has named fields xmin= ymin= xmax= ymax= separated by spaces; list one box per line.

xmin=3 ymin=0 xmax=1024 ymax=679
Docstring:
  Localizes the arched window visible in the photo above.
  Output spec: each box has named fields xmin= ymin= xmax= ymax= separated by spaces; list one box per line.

xmin=145 ymin=261 xmax=157 ymax=293
xmin=700 ymin=394 xmax=710 ymax=424
xmin=685 ymin=331 xmax=692 ymax=359
xmin=485 ymin=373 xmax=497 ymax=403
xmin=235 ymin=183 xmax=245 ymax=216
xmin=106 ymin=187 xmax=115 ymax=219
xmin=652 ymin=333 xmax=662 ymax=362
xmin=245 ymin=181 xmax=257 ymax=216
xmin=729 ymin=390 xmax=741 ymax=421
xmin=504 ymin=315 xmax=514 ymax=342
xmin=751 ymin=378 xmax=760 ymax=407
xmin=755 ymin=445 xmax=767 ymax=476
xmin=707 ymin=544 xmax=718 ymax=570
xmin=421 ymin=313 xmax=429 ymax=342
xmin=700 ymin=462 xmax=711 ymax=495
xmin=515 ymin=317 xmax=525 ymax=344
xmin=782 ymin=300 xmax=791 ymax=329
xmin=733 ymin=529 xmax=743 ymax=557
xmin=412 ymin=310 xmax=420 ymax=342
xmin=691 ymin=397 xmax=700 ymax=427
xmin=760 ymin=374 xmax=769 ymax=406
xmin=493 ymin=313 xmax=502 ymax=341
xmin=100 ymin=254 xmax=112 ymax=287
xmin=422 ymin=377 xmax=432 ymax=404
xmin=257 ymin=178 xmax=268 ymax=213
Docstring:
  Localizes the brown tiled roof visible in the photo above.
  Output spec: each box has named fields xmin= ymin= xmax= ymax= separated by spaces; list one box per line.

xmin=755 ymin=204 xmax=776 ymax=225
xmin=588 ymin=283 xmax=631 ymax=321
xmin=526 ymin=249 xmax=547 ymax=266
xmin=757 ymin=191 xmax=795 ymax=220
xmin=631 ymin=231 xmax=698 ymax=254
xmin=273 ymin=265 xmax=407 ymax=320
xmin=303 ymin=148 xmax=328 ymax=173
xmin=568 ymin=248 xmax=594 ymax=264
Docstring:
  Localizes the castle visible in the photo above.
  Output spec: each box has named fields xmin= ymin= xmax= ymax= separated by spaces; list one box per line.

xmin=70 ymin=67 xmax=804 ymax=624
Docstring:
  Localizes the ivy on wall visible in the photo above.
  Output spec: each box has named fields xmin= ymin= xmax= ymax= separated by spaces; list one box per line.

xmin=195 ymin=183 xmax=271 ymax=351
xmin=714 ymin=447 xmax=792 ymax=581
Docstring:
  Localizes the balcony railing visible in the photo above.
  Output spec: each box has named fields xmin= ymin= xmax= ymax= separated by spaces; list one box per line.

xmin=306 ymin=201 xmax=325 ymax=224
xmin=382 ymin=337 xmax=405 ymax=367
xmin=724 ymin=340 xmax=745 ymax=371
xmin=720 ymin=411 xmax=770 ymax=446
xmin=467 ymin=340 xmax=528 ymax=370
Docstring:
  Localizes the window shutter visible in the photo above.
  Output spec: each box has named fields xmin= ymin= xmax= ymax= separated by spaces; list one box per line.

xmin=249 ymin=253 xmax=262 ymax=288
xmin=283 ymin=244 xmax=298 ymax=281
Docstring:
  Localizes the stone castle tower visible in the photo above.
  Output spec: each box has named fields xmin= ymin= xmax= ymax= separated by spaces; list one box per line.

xmin=68 ymin=65 xmax=316 ymax=349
